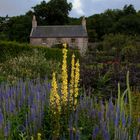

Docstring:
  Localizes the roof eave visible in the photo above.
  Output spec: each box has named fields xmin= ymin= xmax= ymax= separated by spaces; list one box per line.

xmin=30 ymin=36 xmax=88 ymax=38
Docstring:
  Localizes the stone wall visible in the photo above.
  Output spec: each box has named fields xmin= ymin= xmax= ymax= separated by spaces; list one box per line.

xmin=30 ymin=37 xmax=88 ymax=55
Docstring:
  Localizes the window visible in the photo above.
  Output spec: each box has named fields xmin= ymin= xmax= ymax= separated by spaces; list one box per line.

xmin=56 ymin=38 xmax=62 ymax=44
xmin=42 ymin=38 xmax=47 ymax=45
xmin=71 ymin=38 xmax=76 ymax=43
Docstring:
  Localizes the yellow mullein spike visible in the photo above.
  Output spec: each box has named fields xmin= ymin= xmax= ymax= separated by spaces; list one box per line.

xmin=61 ymin=43 xmax=68 ymax=104
xmin=63 ymin=43 xmax=67 ymax=48
xmin=74 ymin=60 xmax=80 ymax=106
xmin=50 ymin=72 xmax=61 ymax=113
xmin=37 ymin=133 xmax=41 ymax=140
xmin=70 ymin=54 xmax=75 ymax=103
xmin=31 ymin=136 xmax=34 ymax=140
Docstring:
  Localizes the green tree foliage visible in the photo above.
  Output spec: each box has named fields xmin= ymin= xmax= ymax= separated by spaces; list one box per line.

xmin=0 ymin=0 xmax=72 ymax=42
xmin=7 ymin=15 xmax=32 ymax=42
xmin=32 ymin=0 xmax=72 ymax=25
xmin=0 ymin=3 xmax=140 ymax=43
xmin=86 ymin=4 xmax=140 ymax=41
xmin=123 ymin=4 xmax=136 ymax=15
xmin=0 ymin=15 xmax=9 ymax=40
xmin=113 ymin=15 xmax=140 ymax=35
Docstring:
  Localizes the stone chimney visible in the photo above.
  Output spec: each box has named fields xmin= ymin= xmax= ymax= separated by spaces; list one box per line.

xmin=32 ymin=15 xmax=37 ymax=28
xmin=82 ymin=16 xmax=86 ymax=30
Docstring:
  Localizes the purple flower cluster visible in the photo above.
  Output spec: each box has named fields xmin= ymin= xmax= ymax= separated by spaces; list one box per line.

xmin=0 ymin=78 xmax=51 ymax=137
xmin=0 ymin=79 xmax=139 ymax=139
xmin=68 ymin=94 xmax=139 ymax=140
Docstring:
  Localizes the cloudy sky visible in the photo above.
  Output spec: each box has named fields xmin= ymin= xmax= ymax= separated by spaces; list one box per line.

xmin=0 ymin=0 xmax=140 ymax=17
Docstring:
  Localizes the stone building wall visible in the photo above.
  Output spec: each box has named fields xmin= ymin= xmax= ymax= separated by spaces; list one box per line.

xmin=30 ymin=37 xmax=88 ymax=55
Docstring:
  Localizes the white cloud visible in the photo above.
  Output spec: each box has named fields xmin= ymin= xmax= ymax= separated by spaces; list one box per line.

xmin=72 ymin=0 xmax=85 ymax=15
xmin=0 ymin=0 xmax=140 ymax=17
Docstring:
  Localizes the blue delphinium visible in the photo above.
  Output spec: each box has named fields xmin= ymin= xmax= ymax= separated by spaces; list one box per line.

xmin=0 ymin=109 xmax=4 ymax=128
xmin=92 ymin=126 xmax=99 ymax=139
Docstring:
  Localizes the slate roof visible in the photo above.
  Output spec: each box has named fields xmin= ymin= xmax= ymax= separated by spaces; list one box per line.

xmin=30 ymin=25 xmax=88 ymax=38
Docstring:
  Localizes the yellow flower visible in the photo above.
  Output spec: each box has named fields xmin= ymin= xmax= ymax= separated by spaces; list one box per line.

xmin=50 ymin=72 xmax=60 ymax=113
xmin=31 ymin=136 xmax=34 ymax=140
xmin=61 ymin=43 xmax=68 ymax=104
xmin=70 ymin=54 xmax=75 ymax=103
xmin=74 ymin=60 xmax=80 ymax=106
xmin=37 ymin=133 xmax=41 ymax=140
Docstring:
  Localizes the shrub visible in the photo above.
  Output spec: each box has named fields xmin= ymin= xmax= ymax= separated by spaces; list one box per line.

xmin=0 ymin=41 xmax=32 ymax=62
xmin=0 ymin=50 xmax=61 ymax=83
xmin=0 ymin=41 xmax=80 ymax=64
xmin=0 ymin=41 xmax=80 ymax=83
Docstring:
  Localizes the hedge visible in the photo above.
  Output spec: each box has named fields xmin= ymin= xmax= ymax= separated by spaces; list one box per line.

xmin=0 ymin=41 xmax=80 ymax=64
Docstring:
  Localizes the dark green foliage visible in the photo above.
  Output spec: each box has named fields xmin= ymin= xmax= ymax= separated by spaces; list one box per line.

xmin=0 ymin=41 xmax=80 ymax=83
xmin=0 ymin=0 xmax=72 ymax=42
xmin=123 ymin=4 xmax=136 ymax=15
xmin=113 ymin=15 xmax=140 ymax=35
xmin=0 ymin=41 xmax=32 ymax=63
xmin=0 ymin=41 xmax=80 ymax=63
xmin=0 ymin=15 xmax=32 ymax=42
xmin=86 ymin=4 xmax=140 ymax=41
xmin=32 ymin=0 xmax=72 ymax=25
xmin=10 ymin=106 xmax=28 ymax=140
xmin=80 ymin=34 xmax=140 ymax=98
xmin=1 ymin=4 xmax=140 ymax=43
xmin=0 ymin=76 xmax=6 ymax=84
xmin=102 ymin=34 xmax=132 ymax=60
xmin=7 ymin=15 xmax=32 ymax=42
xmin=0 ymin=16 xmax=9 ymax=41
xmin=69 ymin=17 xmax=82 ymax=25
xmin=43 ymin=107 xmax=52 ymax=139
xmin=102 ymin=34 xmax=140 ymax=62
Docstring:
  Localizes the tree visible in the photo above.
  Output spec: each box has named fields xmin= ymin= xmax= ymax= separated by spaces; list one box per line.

xmin=32 ymin=0 xmax=72 ymax=25
xmin=123 ymin=4 xmax=136 ymax=15
xmin=0 ymin=15 xmax=9 ymax=40
xmin=113 ymin=15 xmax=140 ymax=35
xmin=7 ymin=15 xmax=32 ymax=42
xmin=90 ymin=13 xmax=114 ymax=40
xmin=84 ymin=4 xmax=140 ymax=41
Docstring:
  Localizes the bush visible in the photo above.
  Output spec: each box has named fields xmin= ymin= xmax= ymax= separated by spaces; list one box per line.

xmin=0 ymin=41 xmax=80 ymax=64
xmin=0 ymin=41 xmax=80 ymax=83
xmin=0 ymin=41 xmax=32 ymax=62
xmin=0 ymin=50 xmax=61 ymax=83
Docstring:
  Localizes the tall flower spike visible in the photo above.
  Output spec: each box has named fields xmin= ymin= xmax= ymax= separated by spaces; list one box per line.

xmin=31 ymin=136 xmax=34 ymax=140
xmin=50 ymin=72 xmax=60 ymax=113
xmin=74 ymin=60 xmax=80 ymax=106
xmin=70 ymin=54 xmax=75 ymax=103
xmin=37 ymin=133 xmax=41 ymax=140
xmin=61 ymin=43 xmax=68 ymax=104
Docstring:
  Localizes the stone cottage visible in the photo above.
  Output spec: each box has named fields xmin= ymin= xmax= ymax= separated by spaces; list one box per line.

xmin=30 ymin=15 xmax=88 ymax=54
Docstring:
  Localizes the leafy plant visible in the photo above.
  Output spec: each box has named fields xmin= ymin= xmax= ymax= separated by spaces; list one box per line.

xmin=0 ymin=49 xmax=61 ymax=83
